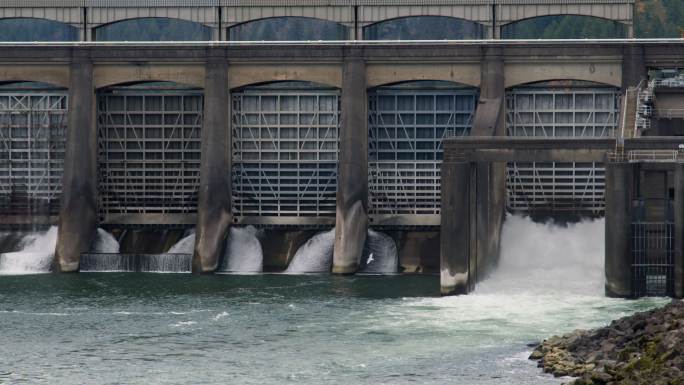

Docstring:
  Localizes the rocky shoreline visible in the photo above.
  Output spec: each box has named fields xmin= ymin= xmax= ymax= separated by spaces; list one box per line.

xmin=530 ymin=300 xmax=684 ymax=385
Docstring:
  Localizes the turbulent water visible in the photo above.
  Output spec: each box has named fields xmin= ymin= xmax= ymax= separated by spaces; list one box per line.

xmin=359 ymin=229 xmax=399 ymax=274
xmin=0 ymin=215 xmax=670 ymax=384
xmin=220 ymin=226 xmax=263 ymax=273
xmin=0 ymin=226 xmax=57 ymax=275
xmin=285 ymin=229 xmax=335 ymax=273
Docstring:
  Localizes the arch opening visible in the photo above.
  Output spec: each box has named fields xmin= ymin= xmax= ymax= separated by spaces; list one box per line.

xmin=364 ymin=16 xmax=486 ymax=40
xmin=0 ymin=18 xmax=78 ymax=41
xmin=0 ymin=81 xmax=68 ymax=216
xmin=505 ymin=80 xmax=620 ymax=219
xmin=229 ymin=17 xmax=348 ymax=41
xmin=96 ymin=81 xmax=204 ymax=222
xmin=368 ymin=81 xmax=479 ymax=217
xmin=231 ymin=81 xmax=340 ymax=220
xmin=501 ymin=15 xmax=627 ymax=39
xmin=94 ymin=17 xmax=212 ymax=41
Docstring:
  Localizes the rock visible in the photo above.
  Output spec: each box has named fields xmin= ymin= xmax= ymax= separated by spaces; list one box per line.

xmin=530 ymin=301 xmax=684 ymax=385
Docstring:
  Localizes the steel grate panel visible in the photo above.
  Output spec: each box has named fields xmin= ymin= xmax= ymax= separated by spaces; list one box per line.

xmin=97 ymin=89 xmax=203 ymax=216
xmin=232 ymin=89 xmax=340 ymax=217
xmin=632 ymin=221 xmax=674 ymax=297
xmin=368 ymin=87 xmax=477 ymax=215
xmin=505 ymin=87 xmax=619 ymax=215
xmin=0 ymin=90 xmax=67 ymax=215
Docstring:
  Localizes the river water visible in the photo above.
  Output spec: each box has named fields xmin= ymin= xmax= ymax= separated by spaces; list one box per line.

xmin=0 ymin=216 xmax=669 ymax=384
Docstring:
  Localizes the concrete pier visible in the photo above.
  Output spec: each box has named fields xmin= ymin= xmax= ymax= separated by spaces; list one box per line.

xmin=604 ymin=161 xmax=634 ymax=298
xmin=55 ymin=57 xmax=97 ymax=272
xmin=440 ymin=161 xmax=471 ymax=295
xmin=193 ymin=52 xmax=232 ymax=274
xmin=333 ymin=54 xmax=368 ymax=274
xmin=674 ymin=162 xmax=684 ymax=298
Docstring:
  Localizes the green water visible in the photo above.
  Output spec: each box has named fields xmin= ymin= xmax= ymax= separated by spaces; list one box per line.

xmin=0 ymin=274 xmax=667 ymax=385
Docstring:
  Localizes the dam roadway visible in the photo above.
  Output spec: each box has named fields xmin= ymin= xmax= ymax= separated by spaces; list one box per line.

xmin=1 ymin=39 xmax=684 ymax=297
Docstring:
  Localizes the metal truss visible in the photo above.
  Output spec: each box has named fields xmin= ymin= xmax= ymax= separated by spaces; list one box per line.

xmin=97 ymin=87 xmax=203 ymax=217
xmin=368 ymin=87 xmax=477 ymax=215
xmin=505 ymin=87 xmax=619 ymax=215
xmin=0 ymin=87 xmax=67 ymax=215
xmin=232 ymin=88 xmax=340 ymax=217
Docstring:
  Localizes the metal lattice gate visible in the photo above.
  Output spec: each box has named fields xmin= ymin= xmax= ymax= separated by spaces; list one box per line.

xmin=505 ymin=86 xmax=619 ymax=215
xmin=232 ymin=86 xmax=340 ymax=218
xmin=0 ymin=85 xmax=67 ymax=215
xmin=632 ymin=222 xmax=674 ymax=297
xmin=368 ymin=85 xmax=477 ymax=216
xmin=97 ymin=86 xmax=203 ymax=218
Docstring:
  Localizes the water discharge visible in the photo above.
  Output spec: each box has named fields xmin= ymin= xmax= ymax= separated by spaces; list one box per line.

xmin=285 ymin=228 xmax=335 ymax=273
xmin=359 ymin=229 xmax=399 ymax=274
xmin=219 ymin=226 xmax=263 ymax=273
xmin=477 ymin=214 xmax=605 ymax=295
xmin=0 ymin=226 xmax=57 ymax=275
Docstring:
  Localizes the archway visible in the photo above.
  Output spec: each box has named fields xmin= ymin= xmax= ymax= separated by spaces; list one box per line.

xmin=501 ymin=15 xmax=627 ymax=39
xmin=0 ymin=81 xmax=68 ymax=215
xmin=364 ymin=16 xmax=486 ymax=40
xmin=96 ymin=81 xmax=203 ymax=220
xmin=94 ymin=17 xmax=211 ymax=41
xmin=367 ymin=81 xmax=479 ymax=217
xmin=229 ymin=17 xmax=348 ymax=41
xmin=505 ymin=80 xmax=620 ymax=217
xmin=231 ymin=81 xmax=340 ymax=219
xmin=0 ymin=18 xmax=78 ymax=41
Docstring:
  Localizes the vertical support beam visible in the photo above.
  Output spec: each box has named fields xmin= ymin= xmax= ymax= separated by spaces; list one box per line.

xmin=674 ymin=162 xmax=684 ymax=298
xmin=333 ymin=53 xmax=368 ymax=274
xmin=441 ymin=161 xmax=471 ymax=295
xmin=622 ymin=45 xmax=645 ymax=90
xmin=473 ymin=47 xmax=507 ymax=279
xmin=605 ymin=161 xmax=634 ymax=297
xmin=193 ymin=50 xmax=232 ymax=274
xmin=55 ymin=55 xmax=97 ymax=272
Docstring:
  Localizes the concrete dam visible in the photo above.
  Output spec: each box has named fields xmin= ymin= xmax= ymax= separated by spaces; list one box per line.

xmin=0 ymin=0 xmax=682 ymax=299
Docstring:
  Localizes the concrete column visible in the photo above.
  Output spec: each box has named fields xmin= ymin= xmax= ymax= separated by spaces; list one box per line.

xmin=193 ymin=52 xmax=232 ymax=274
xmin=622 ymin=45 xmax=645 ymax=90
xmin=55 ymin=57 xmax=97 ymax=272
xmin=441 ymin=161 xmax=471 ymax=295
xmin=471 ymin=47 xmax=506 ymax=280
xmin=333 ymin=54 xmax=368 ymax=274
xmin=674 ymin=162 xmax=684 ymax=298
xmin=605 ymin=161 xmax=634 ymax=297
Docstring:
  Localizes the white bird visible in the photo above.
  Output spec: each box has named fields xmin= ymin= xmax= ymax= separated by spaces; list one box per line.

xmin=366 ymin=253 xmax=375 ymax=265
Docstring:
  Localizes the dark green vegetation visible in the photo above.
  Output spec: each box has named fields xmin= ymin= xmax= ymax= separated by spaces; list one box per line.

xmin=530 ymin=300 xmax=684 ymax=385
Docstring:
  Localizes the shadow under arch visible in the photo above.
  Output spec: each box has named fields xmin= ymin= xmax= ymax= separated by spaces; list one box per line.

xmin=229 ymin=16 xmax=348 ymax=41
xmin=95 ymin=81 xmax=204 ymax=219
xmin=364 ymin=16 xmax=487 ymax=40
xmin=94 ymin=17 xmax=212 ymax=41
xmin=501 ymin=15 xmax=627 ymax=39
xmin=0 ymin=17 xmax=78 ymax=42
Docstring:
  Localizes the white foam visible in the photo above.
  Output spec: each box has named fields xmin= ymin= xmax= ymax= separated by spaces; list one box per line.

xmin=220 ymin=226 xmax=263 ymax=273
xmin=0 ymin=226 xmax=57 ymax=275
xmin=91 ymin=228 xmax=120 ymax=254
xmin=359 ymin=229 xmax=398 ymax=274
xmin=167 ymin=232 xmax=195 ymax=254
xmin=285 ymin=229 xmax=335 ymax=274
xmin=477 ymin=214 xmax=605 ymax=296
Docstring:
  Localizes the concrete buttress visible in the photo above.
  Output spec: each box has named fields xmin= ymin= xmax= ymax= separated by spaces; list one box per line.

xmin=333 ymin=54 xmax=368 ymax=274
xmin=55 ymin=56 xmax=97 ymax=272
xmin=193 ymin=52 xmax=232 ymax=273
